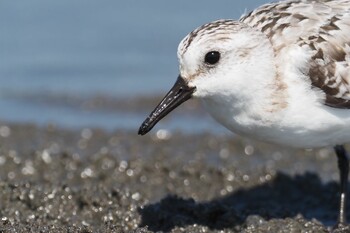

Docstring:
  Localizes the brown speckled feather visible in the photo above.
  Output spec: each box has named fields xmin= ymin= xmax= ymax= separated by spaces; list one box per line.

xmin=241 ymin=0 xmax=350 ymax=108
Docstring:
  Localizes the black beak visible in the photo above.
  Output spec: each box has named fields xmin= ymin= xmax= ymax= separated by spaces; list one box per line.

xmin=138 ymin=76 xmax=195 ymax=135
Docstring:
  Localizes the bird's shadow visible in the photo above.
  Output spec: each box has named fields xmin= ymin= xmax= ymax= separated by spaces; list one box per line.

xmin=138 ymin=172 xmax=348 ymax=232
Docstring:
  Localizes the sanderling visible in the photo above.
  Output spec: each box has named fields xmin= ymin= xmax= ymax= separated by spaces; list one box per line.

xmin=139 ymin=0 xmax=350 ymax=228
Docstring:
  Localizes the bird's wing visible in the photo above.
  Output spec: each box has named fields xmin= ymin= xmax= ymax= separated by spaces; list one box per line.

xmin=241 ymin=0 xmax=350 ymax=108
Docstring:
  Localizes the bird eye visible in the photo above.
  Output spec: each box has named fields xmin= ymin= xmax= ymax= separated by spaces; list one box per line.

xmin=204 ymin=51 xmax=220 ymax=65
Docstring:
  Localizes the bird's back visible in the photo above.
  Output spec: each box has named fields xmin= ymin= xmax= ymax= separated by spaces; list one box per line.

xmin=241 ymin=0 xmax=350 ymax=108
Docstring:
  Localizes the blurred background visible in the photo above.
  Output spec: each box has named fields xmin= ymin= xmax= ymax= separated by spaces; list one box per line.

xmin=0 ymin=0 xmax=270 ymax=133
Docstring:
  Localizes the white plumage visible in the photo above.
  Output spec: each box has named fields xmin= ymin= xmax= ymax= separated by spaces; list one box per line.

xmin=177 ymin=0 xmax=350 ymax=148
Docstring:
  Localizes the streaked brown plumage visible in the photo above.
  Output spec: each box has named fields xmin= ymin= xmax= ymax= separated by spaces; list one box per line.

xmin=241 ymin=0 xmax=350 ymax=108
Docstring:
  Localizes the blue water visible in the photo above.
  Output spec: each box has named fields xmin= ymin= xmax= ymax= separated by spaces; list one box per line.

xmin=0 ymin=0 xmax=270 ymax=131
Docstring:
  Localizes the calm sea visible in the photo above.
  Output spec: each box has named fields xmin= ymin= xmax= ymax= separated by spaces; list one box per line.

xmin=0 ymin=0 xmax=269 ymax=132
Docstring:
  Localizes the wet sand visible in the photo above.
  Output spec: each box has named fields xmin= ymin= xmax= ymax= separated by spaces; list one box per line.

xmin=0 ymin=122 xmax=349 ymax=232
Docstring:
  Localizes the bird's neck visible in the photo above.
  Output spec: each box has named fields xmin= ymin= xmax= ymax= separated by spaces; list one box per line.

xmin=202 ymin=31 xmax=286 ymax=128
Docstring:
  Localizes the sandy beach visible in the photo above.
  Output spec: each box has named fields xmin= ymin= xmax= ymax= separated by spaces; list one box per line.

xmin=0 ymin=122 xmax=348 ymax=232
